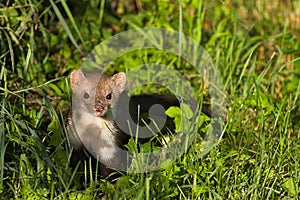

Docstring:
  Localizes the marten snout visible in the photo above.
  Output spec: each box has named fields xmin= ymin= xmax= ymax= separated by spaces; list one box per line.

xmin=94 ymin=100 xmax=111 ymax=117
xmin=94 ymin=101 xmax=105 ymax=116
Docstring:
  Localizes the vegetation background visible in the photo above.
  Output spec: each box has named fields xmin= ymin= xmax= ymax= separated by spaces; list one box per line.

xmin=0 ymin=0 xmax=300 ymax=199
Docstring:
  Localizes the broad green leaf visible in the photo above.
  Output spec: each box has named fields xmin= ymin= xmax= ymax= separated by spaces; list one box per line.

xmin=282 ymin=178 xmax=298 ymax=196
xmin=165 ymin=106 xmax=181 ymax=118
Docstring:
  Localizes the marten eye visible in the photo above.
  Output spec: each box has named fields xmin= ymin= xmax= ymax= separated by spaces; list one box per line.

xmin=106 ymin=93 xmax=112 ymax=100
xmin=83 ymin=93 xmax=90 ymax=99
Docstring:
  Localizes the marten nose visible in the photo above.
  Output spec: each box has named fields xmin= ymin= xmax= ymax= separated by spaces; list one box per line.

xmin=94 ymin=103 xmax=104 ymax=112
xmin=94 ymin=103 xmax=105 ymax=117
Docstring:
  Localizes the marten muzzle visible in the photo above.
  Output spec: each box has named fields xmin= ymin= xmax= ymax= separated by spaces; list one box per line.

xmin=94 ymin=101 xmax=111 ymax=117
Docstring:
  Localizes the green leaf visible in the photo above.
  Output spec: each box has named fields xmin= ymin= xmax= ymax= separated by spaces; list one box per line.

xmin=125 ymin=138 xmax=138 ymax=153
xmin=173 ymin=117 xmax=181 ymax=132
xmin=199 ymin=113 xmax=210 ymax=128
xmin=282 ymin=178 xmax=298 ymax=196
xmin=165 ymin=106 xmax=181 ymax=118
xmin=166 ymin=104 xmax=196 ymax=132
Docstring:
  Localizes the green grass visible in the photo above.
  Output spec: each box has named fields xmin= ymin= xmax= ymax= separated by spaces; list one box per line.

xmin=1 ymin=0 xmax=300 ymax=199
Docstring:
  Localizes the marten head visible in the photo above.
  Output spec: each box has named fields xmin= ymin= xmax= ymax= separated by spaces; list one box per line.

xmin=70 ymin=70 xmax=126 ymax=118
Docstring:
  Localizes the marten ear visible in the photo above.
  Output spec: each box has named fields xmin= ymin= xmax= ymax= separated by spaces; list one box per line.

xmin=112 ymin=72 xmax=126 ymax=93
xmin=70 ymin=70 xmax=85 ymax=89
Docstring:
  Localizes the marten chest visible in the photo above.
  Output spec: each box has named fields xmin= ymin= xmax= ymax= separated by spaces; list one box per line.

xmin=73 ymin=111 xmax=118 ymax=161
